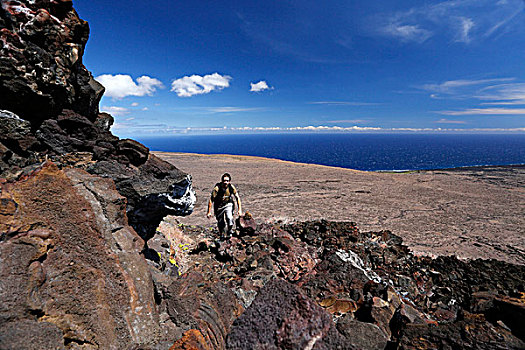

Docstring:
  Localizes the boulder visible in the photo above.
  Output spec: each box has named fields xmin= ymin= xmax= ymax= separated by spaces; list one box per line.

xmin=236 ymin=211 xmax=257 ymax=235
xmin=226 ymin=279 xmax=336 ymax=350
xmin=336 ymin=316 xmax=389 ymax=350
xmin=398 ymin=312 xmax=525 ymax=349
xmin=164 ymin=272 xmax=242 ymax=350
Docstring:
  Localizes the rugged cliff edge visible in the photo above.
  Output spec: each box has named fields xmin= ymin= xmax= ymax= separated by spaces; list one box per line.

xmin=1 ymin=1 xmax=524 ymax=349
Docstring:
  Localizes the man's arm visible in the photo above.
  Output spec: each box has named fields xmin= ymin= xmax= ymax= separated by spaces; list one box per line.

xmin=207 ymin=186 xmax=218 ymax=218
xmin=234 ymin=193 xmax=242 ymax=216
xmin=206 ymin=198 xmax=213 ymax=218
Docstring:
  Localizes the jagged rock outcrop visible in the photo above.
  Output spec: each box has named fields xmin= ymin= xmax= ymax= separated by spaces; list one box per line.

xmin=1 ymin=0 xmax=196 ymax=347
xmin=0 ymin=0 xmax=102 ymax=122
xmin=227 ymin=279 xmax=344 ymax=350
xmin=0 ymin=0 xmax=196 ymax=240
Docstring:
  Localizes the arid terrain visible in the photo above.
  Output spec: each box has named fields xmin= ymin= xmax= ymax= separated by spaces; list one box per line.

xmin=156 ymin=152 xmax=525 ymax=265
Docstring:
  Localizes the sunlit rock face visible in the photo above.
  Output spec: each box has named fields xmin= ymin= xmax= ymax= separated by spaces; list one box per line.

xmin=0 ymin=2 xmax=196 ymax=345
xmin=90 ymin=156 xmax=197 ymax=241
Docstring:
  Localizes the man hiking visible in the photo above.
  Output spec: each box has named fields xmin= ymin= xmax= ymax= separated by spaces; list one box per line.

xmin=206 ymin=173 xmax=242 ymax=238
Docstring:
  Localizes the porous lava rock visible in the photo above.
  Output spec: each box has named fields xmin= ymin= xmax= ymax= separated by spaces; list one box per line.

xmin=226 ymin=279 xmax=346 ymax=350
xmin=1 ymin=0 xmax=197 ymax=347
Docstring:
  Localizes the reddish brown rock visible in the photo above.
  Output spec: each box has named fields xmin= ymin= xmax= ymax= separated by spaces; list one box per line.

xmin=399 ymin=312 xmax=525 ymax=349
xmin=0 ymin=0 xmax=196 ymax=240
xmin=164 ymin=272 xmax=242 ymax=350
xmin=335 ymin=316 xmax=389 ymax=350
xmin=236 ymin=211 xmax=257 ymax=235
xmin=0 ymin=162 xmax=164 ymax=349
xmin=169 ymin=329 xmax=211 ymax=350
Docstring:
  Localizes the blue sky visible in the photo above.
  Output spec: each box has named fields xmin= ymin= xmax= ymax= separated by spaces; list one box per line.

xmin=75 ymin=0 xmax=525 ymax=136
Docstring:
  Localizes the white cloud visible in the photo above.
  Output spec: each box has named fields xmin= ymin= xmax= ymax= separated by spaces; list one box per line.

xmin=326 ymin=119 xmax=371 ymax=124
xmin=476 ymin=83 xmax=525 ymax=104
xmin=310 ymin=101 xmax=380 ymax=106
xmin=422 ymin=78 xmax=525 ymax=105
xmin=96 ymin=74 xmax=164 ymax=99
xmin=131 ymin=102 xmax=139 ymax=107
xmin=382 ymin=23 xmax=432 ymax=43
xmin=484 ymin=2 xmax=524 ymax=37
xmin=110 ymin=123 xmax=525 ymax=136
xmin=435 ymin=119 xmax=467 ymax=124
xmin=250 ymin=81 xmax=273 ymax=92
xmin=221 ymin=125 xmax=525 ymax=133
xmin=287 ymin=125 xmax=382 ymax=131
xmin=206 ymin=107 xmax=263 ymax=113
xmin=100 ymin=106 xmax=130 ymax=116
xmin=456 ymin=17 xmax=475 ymax=43
xmin=438 ymin=108 xmax=525 ymax=115
xmin=420 ymin=78 xmax=515 ymax=99
xmin=170 ymin=73 xmax=232 ymax=97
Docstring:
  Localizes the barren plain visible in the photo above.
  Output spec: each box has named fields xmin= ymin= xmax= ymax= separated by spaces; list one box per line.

xmin=156 ymin=152 xmax=525 ymax=265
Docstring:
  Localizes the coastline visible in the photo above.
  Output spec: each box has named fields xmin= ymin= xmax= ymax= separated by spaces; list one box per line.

xmin=154 ymin=151 xmax=525 ymax=173
xmin=153 ymin=151 xmax=369 ymax=173
xmin=155 ymin=151 xmax=525 ymax=265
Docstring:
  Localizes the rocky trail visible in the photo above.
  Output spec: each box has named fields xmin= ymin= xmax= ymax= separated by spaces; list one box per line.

xmin=147 ymin=216 xmax=525 ymax=349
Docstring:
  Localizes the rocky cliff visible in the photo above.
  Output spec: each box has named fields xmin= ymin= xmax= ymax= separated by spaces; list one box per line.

xmin=0 ymin=0 xmax=196 ymax=240
xmin=1 ymin=1 xmax=194 ymax=347
xmin=1 ymin=1 xmax=524 ymax=349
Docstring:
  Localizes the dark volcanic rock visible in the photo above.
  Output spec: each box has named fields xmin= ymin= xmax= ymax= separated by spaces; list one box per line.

xmin=0 ymin=0 xmax=196 ymax=240
xmin=0 ymin=0 xmax=103 ymax=122
xmin=398 ymin=311 xmax=525 ymax=350
xmin=159 ymin=219 xmax=525 ymax=349
xmin=90 ymin=154 xmax=196 ymax=241
xmin=226 ymin=279 xmax=343 ymax=350
xmin=0 ymin=110 xmax=41 ymax=176
xmin=164 ymin=273 xmax=242 ymax=350
xmin=1 ymin=1 xmax=197 ymax=347
xmin=336 ymin=316 xmax=389 ymax=350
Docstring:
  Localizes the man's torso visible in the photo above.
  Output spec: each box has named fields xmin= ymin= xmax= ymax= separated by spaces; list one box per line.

xmin=211 ymin=183 xmax=236 ymax=208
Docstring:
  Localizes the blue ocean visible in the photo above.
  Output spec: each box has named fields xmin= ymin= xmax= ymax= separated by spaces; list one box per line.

xmin=137 ymin=133 xmax=525 ymax=171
